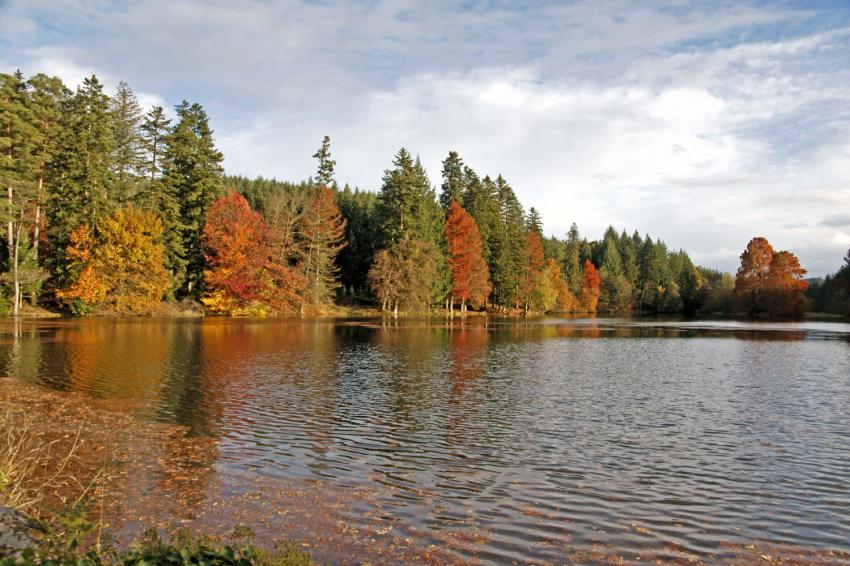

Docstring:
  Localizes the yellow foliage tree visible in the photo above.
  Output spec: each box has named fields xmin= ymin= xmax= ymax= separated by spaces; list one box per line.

xmin=57 ymin=207 xmax=171 ymax=314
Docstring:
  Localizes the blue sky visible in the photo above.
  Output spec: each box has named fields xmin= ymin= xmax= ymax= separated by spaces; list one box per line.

xmin=2 ymin=0 xmax=849 ymax=275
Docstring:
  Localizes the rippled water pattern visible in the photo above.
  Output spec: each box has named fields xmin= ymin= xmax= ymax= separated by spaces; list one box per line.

xmin=2 ymin=318 xmax=850 ymax=563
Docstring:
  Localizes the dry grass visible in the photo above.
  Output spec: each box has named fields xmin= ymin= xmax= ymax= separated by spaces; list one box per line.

xmin=0 ymin=394 xmax=86 ymax=517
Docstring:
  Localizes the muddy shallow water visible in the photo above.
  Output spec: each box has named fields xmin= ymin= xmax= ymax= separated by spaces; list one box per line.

xmin=3 ymin=317 xmax=850 ymax=564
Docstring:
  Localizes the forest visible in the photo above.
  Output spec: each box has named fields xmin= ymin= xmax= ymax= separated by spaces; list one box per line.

xmin=1 ymin=70 xmax=845 ymax=318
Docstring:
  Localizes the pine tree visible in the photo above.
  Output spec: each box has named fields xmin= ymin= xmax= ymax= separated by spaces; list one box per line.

xmin=161 ymin=100 xmax=224 ymax=295
xmin=439 ymin=151 xmax=465 ymax=210
xmin=312 ymin=135 xmax=335 ymax=187
xmin=564 ymin=223 xmax=582 ymax=294
xmin=109 ymin=81 xmax=144 ymax=204
xmin=337 ymin=187 xmax=379 ymax=298
xmin=0 ymin=70 xmax=40 ymax=314
xmin=526 ymin=207 xmax=542 ymax=234
xmin=601 ymin=228 xmax=623 ymax=277
xmin=375 ymin=148 xmax=446 ymax=307
xmin=140 ymin=105 xmax=171 ymax=181
xmin=376 ymin=148 xmax=442 ymax=246
xmin=300 ymin=183 xmax=347 ymax=309
xmin=47 ymin=75 xmax=114 ymax=285
xmin=27 ymin=73 xmax=67 ymax=262
xmin=495 ymin=175 xmax=524 ymax=307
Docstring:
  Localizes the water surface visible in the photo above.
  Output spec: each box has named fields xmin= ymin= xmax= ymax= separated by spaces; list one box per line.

xmin=2 ymin=317 xmax=849 ymax=563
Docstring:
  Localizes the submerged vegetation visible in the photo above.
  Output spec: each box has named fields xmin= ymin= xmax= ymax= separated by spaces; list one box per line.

xmin=0 ymin=70 xmax=837 ymax=318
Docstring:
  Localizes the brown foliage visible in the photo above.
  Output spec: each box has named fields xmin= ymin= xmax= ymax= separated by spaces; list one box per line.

xmin=444 ymin=200 xmax=492 ymax=310
xmin=734 ymin=237 xmax=808 ymax=315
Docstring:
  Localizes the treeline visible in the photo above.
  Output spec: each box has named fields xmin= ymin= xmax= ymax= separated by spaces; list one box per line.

xmin=807 ymin=250 xmax=850 ymax=315
xmin=0 ymin=70 xmax=822 ymax=317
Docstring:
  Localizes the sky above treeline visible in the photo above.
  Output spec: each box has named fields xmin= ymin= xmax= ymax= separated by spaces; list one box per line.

xmin=1 ymin=0 xmax=849 ymax=276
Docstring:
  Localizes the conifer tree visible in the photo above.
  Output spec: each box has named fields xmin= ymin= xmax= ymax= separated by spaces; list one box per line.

xmin=48 ymin=75 xmax=114 ymax=283
xmin=312 ymin=135 xmax=335 ymax=187
xmin=601 ymin=228 xmax=623 ymax=277
xmin=140 ymin=105 xmax=171 ymax=181
xmin=161 ymin=100 xmax=224 ymax=295
xmin=495 ymin=175 xmax=524 ymax=307
xmin=109 ymin=81 xmax=144 ymax=203
xmin=439 ymin=151 xmax=465 ymax=210
xmin=564 ymin=223 xmax=582 ymax=294
xmin=300 ymin=137 xmax=347 ymax=309
xmin=0 ymin=70 xmax=39 ymax=314
xmin=26 ymin=73 xmax=67 ymax=262
xmin=526 ymin=207 xmax=543 ymax=234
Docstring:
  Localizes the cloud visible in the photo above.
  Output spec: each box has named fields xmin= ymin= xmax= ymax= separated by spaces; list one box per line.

xmin=1 ymin=0 xmax=849 ymax=275
xmin=822 ymin=215 xmax=850 ymax=227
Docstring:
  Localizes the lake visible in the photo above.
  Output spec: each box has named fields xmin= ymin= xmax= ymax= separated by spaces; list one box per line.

xmin=2 ymin=317 xmax=849 ymax=564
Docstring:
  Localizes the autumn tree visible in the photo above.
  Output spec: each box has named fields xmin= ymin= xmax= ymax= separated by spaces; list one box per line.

xmin=580 ymin=260 xmax=601 ymax=312
xmin=765 ymin=251 xmax=808 ymax=315
xmin=202 ymin=190 xmax=302 ymax=315
xmin=444 ymin=200 xmax=491 ymax=313
xmin=734 ymin=237 xmax=808 ymax=315
xmin=57 ymin=207 xmax=170 ymax=314
xmin=734 ymin=236 xmax=774 ymax=313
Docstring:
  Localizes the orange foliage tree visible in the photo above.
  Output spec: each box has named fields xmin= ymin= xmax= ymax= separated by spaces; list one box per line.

xmin=580 ymin=259 xmax=601 ymax=312
xmin=546 ymin=258 xmax=578 ymax=312
xmin=735 ymin=237 xmax=808 ymax=315
xmin=57 ymin=208 xmax=170 ymax=314
xmin=444 ymin=200 xmax=492 ymax=312
xmin=202 ymin=190 xmax=303 ymax=315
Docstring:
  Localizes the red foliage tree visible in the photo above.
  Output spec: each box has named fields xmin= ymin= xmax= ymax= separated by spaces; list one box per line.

xmin=203 ymin=190 xmax=302 ymax=314
xmin=444 ymin=200 xmax=492 ymax=312
xmin=580 ymin=259 xmax=601 ymax=312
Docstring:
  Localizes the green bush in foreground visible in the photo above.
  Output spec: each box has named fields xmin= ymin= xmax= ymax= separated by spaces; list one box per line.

xmin=1 ymin=503 xmax=312 ymax=566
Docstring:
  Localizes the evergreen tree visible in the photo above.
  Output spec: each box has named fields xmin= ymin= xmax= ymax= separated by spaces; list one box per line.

xmin=619 ymin=229 xmax=639 ymax=289
xmin=300 ymin=144 xmax=347 ymax=309
xmin=140 ymin=105 xmax=171 ymax=181
xmin=494 ymin=175 xmax=524 ymax=307
xmin=26 ymin=73 xmax=67 ymax=262
xmin=564 ymin=223 xmax=582 ymax=293
xmin=601 ymin=227 xmax=623 ymax=277
xmin=337 ymin=187 xmax=379 ymax=298
xmin=375 ymin=148 xmax=446 ymax=308
xmin=376 ymin=148 xmax=441 ymax=246
xmin=0 ymin=70 xmax=39 ymax=314
xmin=526 ymin=207 xmax=542 ymax=234
xmin=439 ymin=151 xmax=465 ymax=210
xmin=47 ymin=74 xmax=114 ymax=283
xmin=312 ymin=135 xmax=335 ymax=187
xmin=109 ymin=81 xmax=144 ymax=203
xmin=161 ymin=100 xmax=224 ymax=295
